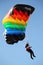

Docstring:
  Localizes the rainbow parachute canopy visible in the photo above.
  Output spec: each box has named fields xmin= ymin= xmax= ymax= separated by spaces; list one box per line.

xmin=2 ymin=4 xmax=35 ymax=44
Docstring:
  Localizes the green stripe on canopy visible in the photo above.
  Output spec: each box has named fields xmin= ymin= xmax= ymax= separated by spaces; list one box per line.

xmin=3 ymin=22 xmax=26 ymax=30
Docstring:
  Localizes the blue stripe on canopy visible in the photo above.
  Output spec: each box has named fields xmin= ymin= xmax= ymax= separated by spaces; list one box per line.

xmin=5 ymin=28 xmax=25 ymax=34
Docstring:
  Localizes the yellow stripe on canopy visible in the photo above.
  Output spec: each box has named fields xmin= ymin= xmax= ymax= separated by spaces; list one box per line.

xmin=2 ymin=16 xmax=28 ymax=25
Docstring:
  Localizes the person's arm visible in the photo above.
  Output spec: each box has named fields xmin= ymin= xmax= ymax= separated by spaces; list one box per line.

xmin=29 ymin=46 xmax=32 ymax=48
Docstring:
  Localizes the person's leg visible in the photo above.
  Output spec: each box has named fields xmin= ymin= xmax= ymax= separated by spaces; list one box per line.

xmin=30 ymin=49 xmax=36 ymax=57
xmin=30 ymin=53 xmax=33 ymax=59
xmin=32 ymin=52 xmax=36 ymax=57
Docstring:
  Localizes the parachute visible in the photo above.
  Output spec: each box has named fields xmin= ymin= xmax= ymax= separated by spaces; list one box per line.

xmin=2 ymin=4 xmax=35 ymax=44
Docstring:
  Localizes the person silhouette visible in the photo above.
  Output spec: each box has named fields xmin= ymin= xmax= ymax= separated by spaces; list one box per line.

xmin=25 ymin=43 xmax=36 ymax=59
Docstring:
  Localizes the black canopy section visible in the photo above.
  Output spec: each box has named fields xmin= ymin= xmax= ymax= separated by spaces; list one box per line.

xmin=5 ymin=33 xmax=25 ymax=44
xmin=13 ymin=4 xmax=35 ymax=14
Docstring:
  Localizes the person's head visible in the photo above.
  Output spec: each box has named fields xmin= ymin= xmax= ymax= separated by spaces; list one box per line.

xmin=25 ymin=43 xmax=29 ymax=48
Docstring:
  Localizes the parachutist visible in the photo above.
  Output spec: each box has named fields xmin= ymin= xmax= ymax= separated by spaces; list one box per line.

xmin=25 ymin=43 xmax=36 ymax=59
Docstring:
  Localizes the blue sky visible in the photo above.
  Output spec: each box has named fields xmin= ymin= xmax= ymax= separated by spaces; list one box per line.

xmin=0 ymin=0 xmax=43 ymax=65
